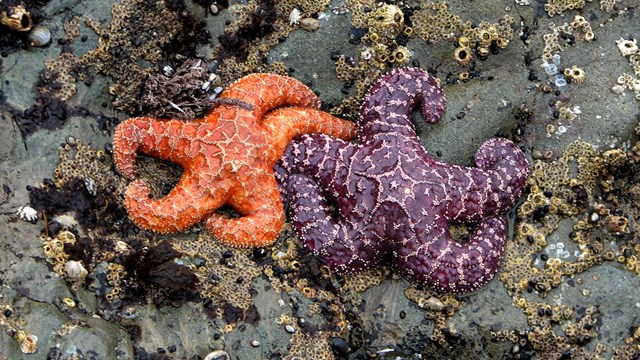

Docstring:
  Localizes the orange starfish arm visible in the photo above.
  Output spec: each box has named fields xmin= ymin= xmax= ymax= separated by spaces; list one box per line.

xmin=205 ymin=171 xmax=284 ymax=247
xmin=219 ymin=73 xmax=322 ymax=121
xmin=261 ymin=107 xmax=357 ymax=166
xmin=113 ymin=117 xmax=207 ymax=179
xmin=124 ymin=173 xmax=230 ymax=234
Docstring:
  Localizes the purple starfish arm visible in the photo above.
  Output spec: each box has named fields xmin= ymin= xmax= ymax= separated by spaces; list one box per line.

xmin=275 ymin=134 xmax=386 ymax=273
xmin=395 ymin=216 xmax=507 ymax=293
xmin=285 ymin=174 xmax=386 ymax=273
xmin=427 ymin=137 xmax=530 ymax=223
xmin=358 ymin=67 xmax=446 ymax=140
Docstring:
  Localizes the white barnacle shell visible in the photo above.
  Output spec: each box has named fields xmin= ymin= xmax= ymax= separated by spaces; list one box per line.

xmin=17 ymin=331 xmax=38 ymax=354
xmin=618 ymin=73 xmax=634 ymax=86
xmin=64 ymin=260 xmax=88 ymax=283
xmin=17 ymin=206 xmax=38 ymax=222
xmin=360 ymin=48 xmax=372 ymax=60
xmin=28 ymin=26 xmax=51 ymax=47
xmin=114 ymin=240 xmax=132 ymax=255
xmin=632 ymin=78 xmax=640 ymax=93
xmin=289 ymin=8 xmax=301 ymax=25
xmin=616 ymin=38 xmax=638 ymax=57
xmin=1 ymin=5 xmax=33 ymax=32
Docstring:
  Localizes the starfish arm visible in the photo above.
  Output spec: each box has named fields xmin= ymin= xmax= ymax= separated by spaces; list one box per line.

xmin=113 ymin=117 xmax=196 ymax=179
xmin=395 ymin=217 xmax=506 ymax=294
xmin=438 ymin=138 xmax=530 ymax=223
xmin=124 ymin=172 xmax=227 ymax=234
xmin=358 ymin=67 xmax=446 ymax=141
xmin=287 ymin=174 xmax=383 ymax=274
xmin=261 ymin=107 xmax=356 ymax=166
xmin=275 ymin=133 xmax=353 ymax=204
xmin=204 ymin=172 xmax=284 ymax=247
xmin=219 ymin=73 xmax=322 ymax=121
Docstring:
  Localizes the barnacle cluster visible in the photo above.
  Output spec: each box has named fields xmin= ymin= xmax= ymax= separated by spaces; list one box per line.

xmin=456 ymin=17 xmax=514 ymax=64
xmin=495 ymin=133 xmax=640 ymax=356
xmin=330 ymin=1 xmax=412 ymax=118
xmin=542 ymin=15 xmax=595 ymax=62
xmin=43 ymin=0 xmax=189 ymax=112
xmin=332 ymin=1 xmax=514 ymax=119
xmin=545 ymin=0 xmax=615 ymax=16
xmin=215 ymin=0 xmax=330 ymax=83
xmin=412 ymin=2 xmax=514 ymax=66
xmin=53 ymin=140 xmax=126 ymax=195
xmin=286 ymin=331 xmax=341 ymax=360
xmin=502 ymin=141 xmax=603 ymax=296
xmin=0 ymin=291 xmax=38 ymax=354
xmin=173 ymin=232 xmax=262 ymax=312
xmin=615 ymin=37 xmax=640 ymax=100
xmin=542 ymin=100 xmax=577 ymax=139
xmin=544 ymin=0 xmax=589 ymax=17
xmin=105 ymin=263 xmax=127 ymax=302
xmin=556 ymin=102 xmax=578 ymax=122
xmin=339 ymin=268 xmax=387 ymax=306
xmin=62 ymin=15 xmax=81 ymax=42
xmin=42 ymin=230 xmax=76 ymax=276
xmin=599 ymin=0 xmax=616 ymax=12
xmin=569 ymin=15 xmax=595 ymax=42
xmin=411 ymin=2 xmax=460 ymax=43
xmin=492 ymin=306 xmax=603 ymax=358
xmin=36 ymin=140 xmax=131 ymax=301
xmin=404 ymin=287 xmax=462 ymax=345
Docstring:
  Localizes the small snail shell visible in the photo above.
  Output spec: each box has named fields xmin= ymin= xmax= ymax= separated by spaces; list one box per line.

xmin=28 ymin=26 xmax=51 ymax=47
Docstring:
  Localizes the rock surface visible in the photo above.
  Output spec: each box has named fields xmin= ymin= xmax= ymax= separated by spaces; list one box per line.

xmin=1 ymin=0 xmax=639 ymax=359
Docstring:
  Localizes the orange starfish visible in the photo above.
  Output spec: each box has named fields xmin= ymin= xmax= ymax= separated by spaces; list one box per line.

xmin=113 ymin=73 xmax=356 ymax=247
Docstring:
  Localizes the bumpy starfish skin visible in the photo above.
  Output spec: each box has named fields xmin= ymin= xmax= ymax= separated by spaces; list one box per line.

xmin=113 ymin=73 xmax=356 ymax=247
xmin=276 ymin=67 xmax=529 ymax=293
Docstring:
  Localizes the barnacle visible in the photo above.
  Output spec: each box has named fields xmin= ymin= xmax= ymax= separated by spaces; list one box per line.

xmin=563 ymin=65 xmax=586 ymax=84
xmin=453 ymin=46 xmax=473 ymax=66
xmin=570 ymin=15 xmax=588 ymax=29
xmin=16 ymin=331 xmax=38 ymax=354
xmin=367 ymin=3 xmax=404 ymax=38
xmin=1 ymin=4 xmax=32 ymax=32
xmin=477 ymin=46 xmax=490 ymax=58
xmin=457 ymin=35 xmax=471 ymax=48
xmin=605 ymin=215 xmax=628 ymax=233
xmin=390 ymin=46 xmax=410 ymax=65
xmin=584 ymin=30 xmax=595 ymax=42
xmin=617 ymin=38 xmax=639 ymax=57
xmin=64 ymin=260 xmax=89 ymax=289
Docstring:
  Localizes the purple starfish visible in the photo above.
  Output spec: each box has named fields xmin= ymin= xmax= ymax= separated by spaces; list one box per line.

xmin=275 ymin=67 xmax=529 ymax=293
